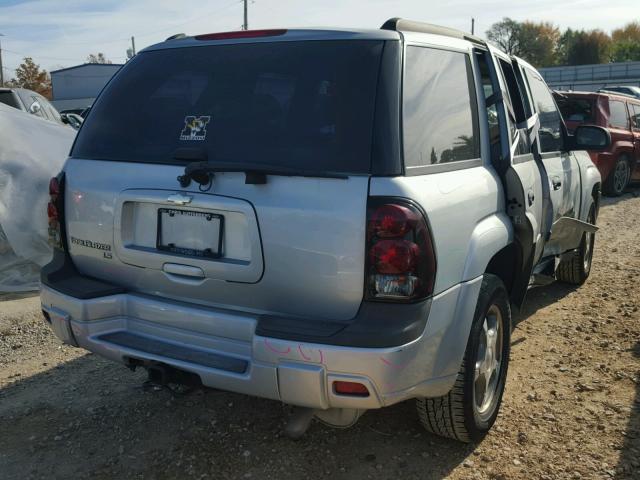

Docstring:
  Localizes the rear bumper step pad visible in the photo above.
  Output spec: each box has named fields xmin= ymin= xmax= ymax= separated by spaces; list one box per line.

xmin=98 ymin=331 xmax=248 ymax=374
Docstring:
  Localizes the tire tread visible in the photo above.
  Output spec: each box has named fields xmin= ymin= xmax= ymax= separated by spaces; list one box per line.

xmin=416 ymin=359 xmax=471 ymax=442
xmin=555 ymin=250 xmax=583 ymax=284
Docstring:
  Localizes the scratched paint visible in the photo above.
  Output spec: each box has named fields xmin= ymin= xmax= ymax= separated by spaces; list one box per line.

xmin=263 ymin=338 xmax=291 ymax=355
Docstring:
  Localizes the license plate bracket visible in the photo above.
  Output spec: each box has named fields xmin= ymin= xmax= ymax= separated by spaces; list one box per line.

xmin=156 ymin=208 xmax=223 ymax=259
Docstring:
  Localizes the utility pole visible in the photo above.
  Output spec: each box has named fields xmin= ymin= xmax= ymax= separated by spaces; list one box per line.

xmin=471 ymin=18 xmax=475 ymax=35
xmin=131 ymin=36 xmax=136 ymax=56
xmin=0 ymin=34 xmax=4 ymax=87
xmin=242 ymin=0 xmax=248 ymax=30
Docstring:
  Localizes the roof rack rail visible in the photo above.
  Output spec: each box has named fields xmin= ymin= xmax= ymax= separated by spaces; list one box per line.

xmin=166 ymin=33 xmax=187 ymax=41
xmin=596 ymin=89 xmax=637 ymax=99
xmin=381 ymin=18 xmax=486 ymax=46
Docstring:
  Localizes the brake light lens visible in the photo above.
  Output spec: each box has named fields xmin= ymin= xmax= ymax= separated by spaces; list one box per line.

xmin=47 ymin=175 xmax=64 ymax=249
xmin=195 ymin=29 xmax=287 ymax=41
xmin=366 ymin=198 xmax=436 ymax=301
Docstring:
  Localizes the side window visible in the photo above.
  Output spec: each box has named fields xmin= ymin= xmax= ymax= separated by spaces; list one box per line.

xmin=403 ymin=46 xmax=480 ymax=168
xmin=475 ymin=51 xmax=501 ymax=164
xmin=497 ymin=58 xmax=530 ymax=155
xmin=609 ymin=101 xmax=629 ymax=129
xmin=631 ymin=104 xmax=640 ymax=129
xmin=524 ymin=69 xmax=563 ymax=153
xmin=497 ymin=59 xmax=527 ymax=124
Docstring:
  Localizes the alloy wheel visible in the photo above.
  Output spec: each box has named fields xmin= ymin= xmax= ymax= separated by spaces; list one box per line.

xmin=473 ymin=305 xmax=503 ymax=416
xmin=613 ymin=160 xmax=630 ymax=194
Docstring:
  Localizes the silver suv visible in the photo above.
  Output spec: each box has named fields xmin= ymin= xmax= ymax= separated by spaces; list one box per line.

xmin=41 ymin=19 xmax=609 ymax=442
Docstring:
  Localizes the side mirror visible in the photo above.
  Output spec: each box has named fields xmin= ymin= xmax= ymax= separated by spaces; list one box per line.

xmin=569 ymin=125 xmax=611 ymax=151
xmin=29 ymin=101 xmax=42 ymax=115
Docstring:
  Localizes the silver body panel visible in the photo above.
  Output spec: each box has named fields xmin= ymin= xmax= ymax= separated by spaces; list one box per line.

xmin=63 ymin=159 xmax=369 ymax=321
xmin=42 ymin=28 xmax=602 ymax=413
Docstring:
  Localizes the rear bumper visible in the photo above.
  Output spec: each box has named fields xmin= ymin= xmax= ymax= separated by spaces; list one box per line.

xmin=41 ymin=268 xmax=483 ymax=410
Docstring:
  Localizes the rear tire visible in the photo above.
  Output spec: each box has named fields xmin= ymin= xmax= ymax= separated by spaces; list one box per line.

xmin=603 ymin=156 xmax=630 ymax=196
xmin=556 ymin=203 xmax=597 ymax=285
xmin=416 ymin=274 xmax=511 ymax=443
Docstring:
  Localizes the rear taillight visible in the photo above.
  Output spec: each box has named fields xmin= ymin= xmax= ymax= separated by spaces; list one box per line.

xmin=365 ymin=198 xmax=436 ymax=302
xmin=47 ymin=175 xmax=64 ymax=250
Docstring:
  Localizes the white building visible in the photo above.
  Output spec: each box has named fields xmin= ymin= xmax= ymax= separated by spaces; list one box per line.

xmin=50 ymin=63 xmax=123 ymax=112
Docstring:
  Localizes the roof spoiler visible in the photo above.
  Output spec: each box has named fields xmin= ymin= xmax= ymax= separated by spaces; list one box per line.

xmin=381 ymin=17 xmax=486 ymax=46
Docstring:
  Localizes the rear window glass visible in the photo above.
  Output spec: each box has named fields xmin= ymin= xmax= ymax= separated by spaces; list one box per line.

xmin=556 ymin=97 xmax=595 ymax=124
xmin=72 ymin=41 xmax=384 ymax=173
xmin=403 ymin=46 xmax=479 ymax=167
xmin=0 ymin=92 xmax=19 ymax=109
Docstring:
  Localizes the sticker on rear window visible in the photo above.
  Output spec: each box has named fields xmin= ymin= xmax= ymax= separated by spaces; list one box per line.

xmin=180 ymin=115 xmax=211 ymax=141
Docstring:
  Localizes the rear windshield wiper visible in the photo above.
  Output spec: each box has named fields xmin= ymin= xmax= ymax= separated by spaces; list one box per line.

xmin=176 ymin=159 xmax=350 ymax=187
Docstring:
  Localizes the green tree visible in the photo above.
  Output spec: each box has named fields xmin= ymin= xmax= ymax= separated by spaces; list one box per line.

xmin=7 ymin=57 xmax=51 ymax=98
xmin=486 ymin=17 xmax=522 ymax=55
xmin=486 ymin=18 xmax=560 ymax=67
xmin=567 ymin=30 xmax=612 ymax=65
xmin=610 ymin=22 xmax=640 ymax=62
xmin=556 ymin=28 xmax=577 ymax=65
xmin=518 ymin=21 xmax=561 ymax=67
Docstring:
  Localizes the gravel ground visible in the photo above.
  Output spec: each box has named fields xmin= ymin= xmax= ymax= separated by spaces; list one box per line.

xmin=1 ymin=190 xmax=639 ymax=480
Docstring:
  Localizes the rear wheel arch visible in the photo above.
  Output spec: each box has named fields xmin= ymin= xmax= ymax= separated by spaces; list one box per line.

xmin=591 ymin=183 xmax=601 ymax=217
xmin=484 ymin=243 xmax=519 ymax=301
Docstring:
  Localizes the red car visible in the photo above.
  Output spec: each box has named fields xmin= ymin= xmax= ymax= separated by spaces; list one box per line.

xmin=555 ymin=91 xmax=640 ymax=196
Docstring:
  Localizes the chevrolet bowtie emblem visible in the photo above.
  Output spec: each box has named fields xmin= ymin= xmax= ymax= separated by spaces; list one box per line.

xmin=166 ymin=193 xmax=193 ymax=205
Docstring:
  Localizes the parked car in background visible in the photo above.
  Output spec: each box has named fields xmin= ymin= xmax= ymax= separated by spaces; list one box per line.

xmin=598 ymin=86 xmax=640 ymax=99
xmin=0 ymin=103 xmax=74 ymax=292
xmin=0 ymin=87 xmax=66 ymax=126
xmin=555 ymin=90 xmax=640 ymax=196
xmin=60 ymin=108 xmax=87 ymax=116
xmin=60 ymin=112 xmax=83 ymax=130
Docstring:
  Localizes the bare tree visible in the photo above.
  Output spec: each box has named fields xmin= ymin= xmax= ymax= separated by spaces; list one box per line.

xmin=86 ymin=53 xmax=112 ymax=64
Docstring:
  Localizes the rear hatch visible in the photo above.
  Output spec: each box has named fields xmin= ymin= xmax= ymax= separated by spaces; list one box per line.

xmin=555 ymin=94 xmax=596 ymax=133
xmin=63 ymin=34 xmax=398 ymax=321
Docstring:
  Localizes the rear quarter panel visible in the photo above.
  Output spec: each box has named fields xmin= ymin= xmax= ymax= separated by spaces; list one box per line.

xmin=573 ymin=150 xmax=602 ymax=221
xmin=369 ymin=166 xmax=510 ymax=295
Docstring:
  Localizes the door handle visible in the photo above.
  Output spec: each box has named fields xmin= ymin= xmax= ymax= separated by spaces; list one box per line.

xmin=551 ymin=177 xmax=562 ymax=190
xmin=527 ymin=191 xmax=535 ymax=206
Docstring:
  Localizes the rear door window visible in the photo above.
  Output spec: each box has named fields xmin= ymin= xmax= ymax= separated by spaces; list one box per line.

xmin=609 ymin=101 xmax=629 ymax=129
xmin=523 ymin=69 xmax=564 ymax=153
xmin=403 ymin=46 xmax=479 ymax=169
xmin=0 ymin=91 xmax=20 ymax=109
xmin=72 ymin=41 xmax=384 ymax=174
xmin=631 ymin=104 xmax=640 ymax=129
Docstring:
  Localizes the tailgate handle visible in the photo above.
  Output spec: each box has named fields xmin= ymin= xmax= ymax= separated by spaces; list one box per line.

xmin=162 ymin=263 xmax=205 ymax=279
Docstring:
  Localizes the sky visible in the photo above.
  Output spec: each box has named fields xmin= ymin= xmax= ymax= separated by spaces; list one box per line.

xmin=0 ymin=0 xmax=639 ymax=77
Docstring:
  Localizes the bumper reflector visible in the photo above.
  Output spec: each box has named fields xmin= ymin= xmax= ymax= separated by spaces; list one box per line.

xmin=333 ymin=381 xmax=370 ymax=397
